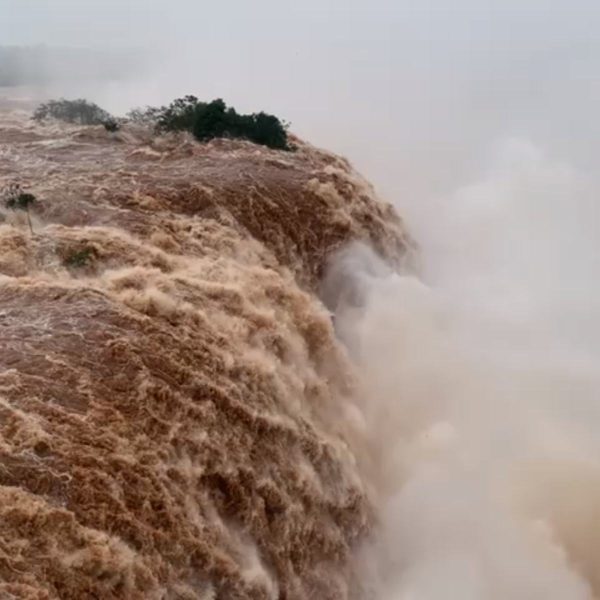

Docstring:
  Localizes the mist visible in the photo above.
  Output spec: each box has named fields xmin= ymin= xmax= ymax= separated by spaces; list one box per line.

xmin=328 ymin=140 xmax=600 ymax=598
xmin=3 ymin=0 xmax=600 ymax=597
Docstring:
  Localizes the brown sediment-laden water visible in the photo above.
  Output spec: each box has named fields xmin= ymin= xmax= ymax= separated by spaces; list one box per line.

xmin=0 ymin=99 xmax=413 ymax=600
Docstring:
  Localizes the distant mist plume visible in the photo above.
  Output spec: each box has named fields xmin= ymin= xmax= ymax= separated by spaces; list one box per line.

xmin=326 ymin=139 xmax=600 ymax=599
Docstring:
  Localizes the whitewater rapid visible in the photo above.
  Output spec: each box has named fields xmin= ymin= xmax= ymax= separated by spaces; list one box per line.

xmin=2 ymin=95 xmax=599 ymax=599
xmin=0 ymin=102 xmax=413 ymax=599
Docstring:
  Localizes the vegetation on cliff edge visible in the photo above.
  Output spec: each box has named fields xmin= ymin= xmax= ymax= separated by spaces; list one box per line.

xmin=128 ymin=96 xmax=291 ymax=150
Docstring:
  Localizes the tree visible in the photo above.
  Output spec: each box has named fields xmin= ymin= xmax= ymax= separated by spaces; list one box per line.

xmin=103 ymin=118 xmax=120 ymax=133
xmin=249 ymin=112 xmax=289 ymax=150
xmin=33 ymin=99 xmax=114 ymax=126
xmin=153 ymin=95 xmax=206 ymax=132
xmin=192 ymin=99 xmax=229 ymax=141
xmin=3 ymin=184 xmax=36 ymax=234
xmin=128 ymin=96 xmax=292 ymax=150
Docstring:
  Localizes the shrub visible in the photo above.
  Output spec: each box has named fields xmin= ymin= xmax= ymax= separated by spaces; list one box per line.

xmin=5 ymin=191 xmax=36 ymax=211
xmin=126 ymin=106 xmax=163 ymax=125
xmin=2 ymin=184 xmax=37 ymax=234
xmin=64 ymin=247 xmax=96 ymax=268
xmin=129 ymin=96 xmax=291 ymax=150
xmin=158 ymin=95 xmax=204 ymax=132
xmin=191 ymin=100 xmax=290 ymax=149
xmin=247 ymin=112 xmax=290 ymax=150
xmin=127 ymin=96 xmax=200 ymax=132
xmin=33 ymin=99 xmax=114 ymax=126
xmin=103 ymin=118 xmax=121 ymax=133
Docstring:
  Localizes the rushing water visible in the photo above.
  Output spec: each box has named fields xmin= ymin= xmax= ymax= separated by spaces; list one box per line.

xmin=2 ymin=98 xmax=600 ymax=600
xmin=0 ymin=102 xmax=412 ymax=599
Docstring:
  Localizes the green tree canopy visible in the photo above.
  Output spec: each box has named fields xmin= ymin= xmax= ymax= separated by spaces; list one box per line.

xmin=129 ymin=97 xmax=291 ymax=150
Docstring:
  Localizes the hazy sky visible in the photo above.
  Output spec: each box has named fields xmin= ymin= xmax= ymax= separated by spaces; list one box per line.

xmin=2 ymin=0 xmax=600 ymax=202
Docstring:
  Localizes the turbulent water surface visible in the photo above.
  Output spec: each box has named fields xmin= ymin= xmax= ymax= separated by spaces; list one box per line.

xmin=0 ymin=99 xmax=414 ymax=599
xmin=3 ymin=94 xmax=600 ymax=600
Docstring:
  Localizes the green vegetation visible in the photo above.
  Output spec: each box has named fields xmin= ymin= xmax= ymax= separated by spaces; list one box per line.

xmin=126 ymin=105 xmax=163 ymax=125
xmin=33 ymin=96 xmax=291 ymax=149
xmin=64 ymin=247 xmax=96 ymax=269
xmin=2 ymin=184 xmax=36 ymax=234
xmin=128 ymin=96 xmax=291 ymax=150
xmin=5 ymin=191 xmax=36 ymax=211
xmin=102 ymin=118 xmax=121 ymax=133
xmin=151 ymin=95 xmax=200 ymax=132
xmin=33 ymin=99 xmax=116 ymax=127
